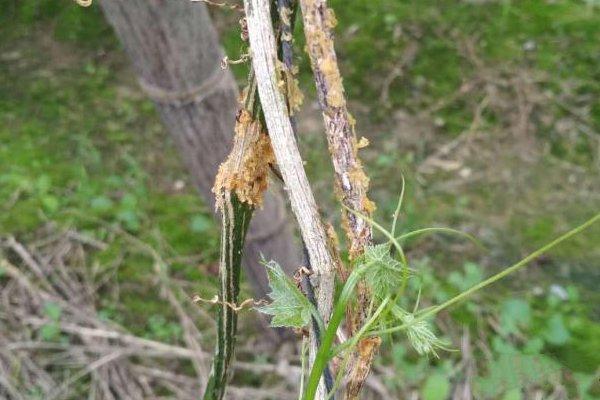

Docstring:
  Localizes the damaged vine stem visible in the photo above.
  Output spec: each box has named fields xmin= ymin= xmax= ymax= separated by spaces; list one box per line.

xmin=73 ymin=1 xmax=598 ymax=399
xmin=297 ymin=0 xmax=380 ymax=397
xmin=244 ymin=0 xmax=337 ymax=398
xmin=243 ymin=0 xmax=384 ymax=397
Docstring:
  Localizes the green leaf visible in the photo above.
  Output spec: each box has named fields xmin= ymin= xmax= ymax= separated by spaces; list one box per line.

xmin=523 ymin=337 xmax=544 ymax=354
xmin=117 ymin=209 xmax=140 ymax=231
xmin=35 ymin=175 xmax=51 ymax=193
xmin=91 ymin=196 xmax=114 ymax=212
xmin=120 ymin=193 xmax=138 ymax=209
xmin=422 ymin=373 xmax=450 ymax=400
xmin=543 ymin=314 xmax=570 ymax=345
xmin=574 ymin=373 xmax=595 ymax=399
xmin=394 ymin=307 xmax=448 ymax=356
xmin=43 ymin=302 xmax=62 ymax=321
xmin=41 ymin=195 xmax=59 ymax=213
xmin=500 ymin=299 xmax=531 ymax=334
xmin=257 ymin=261 xmax=312 ymax=328
xmin=361 ymin=243 xmax=405 ymax=298
xmin=40 ymin=322 xmax=61 ymax=341
xmin=475 ymin=353 xmax=560 ymax=397
xmin=566 ymin=285 xmax=580 ymax=302
xmin=449 ymin=262 xmax=483 ymax=291
xmin=502 ymin=388 xmax=522 ymax=400
xmin=190 ymin=214 xmax=212 ymax=233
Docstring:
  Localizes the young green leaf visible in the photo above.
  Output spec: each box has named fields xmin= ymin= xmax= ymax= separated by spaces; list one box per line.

xmin=257 ymin=261 xmax=312 ymax=328
xmin=393 ymin=306 xmax=449 ymax=357
xmin=360 ymin=243 xmax=406 ymax=299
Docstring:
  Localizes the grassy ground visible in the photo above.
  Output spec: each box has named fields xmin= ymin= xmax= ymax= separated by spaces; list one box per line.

xmin=1 ymin=0 xmax=599 ymax=398
xmin=0 ymin=2 xmax=222 ymax=339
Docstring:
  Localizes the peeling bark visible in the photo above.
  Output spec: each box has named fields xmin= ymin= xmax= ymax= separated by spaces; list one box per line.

xmin=299 ymin=0 xmax=374 ymax=258
xmin=243 ymin=0 xmax=338 ymax=397
xmin=299 ymin=0 xmax=377 ymax=398
xmin=213 ymin=109 xmax=275 ymax=208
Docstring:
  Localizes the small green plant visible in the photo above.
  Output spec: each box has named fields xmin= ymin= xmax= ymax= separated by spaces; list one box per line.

xmin=388 ymin=258 xmax=600 ymax=399
xmin=145 ymin=314 xmax=183 ymax=343
xmin=40 ymin=301 xmax=62 ymax=342
xmin=257 ymin=186 xmax=600 ymax=400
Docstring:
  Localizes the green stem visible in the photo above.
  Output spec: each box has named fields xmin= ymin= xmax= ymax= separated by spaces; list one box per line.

xmin=303 ymin=263 xmax=371 ymax=400
xmin=343 ymin=205 xmax=408 ymax=267
xmin=202 ymin=194 xmax=253 ymax=400
xmin=396 ymin=227 xmax=482 ymax=248
xmin=390 ymin=174 xmax=405 ymax=238
xmin=325 ymin=296 xmax=391 ymax=400
xmin=371 ymin=212 xmax=600 ymax=336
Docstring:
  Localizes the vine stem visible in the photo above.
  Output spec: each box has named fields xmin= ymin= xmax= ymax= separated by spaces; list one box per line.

xmin=243 ymin=0 xmax=338 ymax=397
xmin=298 ymin=1 xmax=379 ymax=395
xmin=202 ymin=76 xmax=263 ymax=399
xmin=303 ymin=263 xmax=371 ymax=400
xmin=202 ymin=194 xmax=253 ymax=400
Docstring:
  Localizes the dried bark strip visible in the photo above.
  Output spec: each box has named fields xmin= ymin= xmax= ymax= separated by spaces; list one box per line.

xmin=299 ymin=0 xmax=377 ymax=398
xmin=243 ymin=0 xmax=337 ymax=398
xmin=299 ymin=0 xmax=374 ymax=258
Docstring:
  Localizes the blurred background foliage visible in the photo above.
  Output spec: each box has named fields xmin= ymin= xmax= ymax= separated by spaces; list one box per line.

xmin=0 ymin=0 xmax=599 ymax=398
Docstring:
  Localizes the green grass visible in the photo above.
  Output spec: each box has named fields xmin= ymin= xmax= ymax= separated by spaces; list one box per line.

xmin=0 ymin=4 xmax=221 ymax=340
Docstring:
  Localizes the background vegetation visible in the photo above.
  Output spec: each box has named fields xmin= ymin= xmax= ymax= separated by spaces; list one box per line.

xmin=1 ymin=0 xmax=599 ymax=398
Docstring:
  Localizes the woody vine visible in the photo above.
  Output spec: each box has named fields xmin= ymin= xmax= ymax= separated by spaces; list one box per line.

xmin=192 ymin=0 xmax=600 ymax=400
xmin=60 ymin=0 xmax=600 ymax=398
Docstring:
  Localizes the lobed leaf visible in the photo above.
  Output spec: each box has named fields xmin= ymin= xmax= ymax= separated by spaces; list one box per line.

xmin=360 ymin=243 xmax=406 ymax=299
xmin=257 ymin=260 xmax=312 ymax=328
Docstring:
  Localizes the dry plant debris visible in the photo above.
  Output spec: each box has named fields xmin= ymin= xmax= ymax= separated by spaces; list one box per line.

xmin=0 ymin=226 xmax=301 ymax=400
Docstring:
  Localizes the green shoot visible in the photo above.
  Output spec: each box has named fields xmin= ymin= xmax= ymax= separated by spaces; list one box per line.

xmin=258 ymin=179 xmax=599 ymax=400
xmin=390 ymin=174 xmax=405 ymax=238
xmin=344 ymin=205 xmax=408 ymax=267
xmin=306 ymin=208 xmax=599 ymax=400
xmin=371 ymin=211 xmax=600 ymax=337
xmin=391 ymin=305 xmax=451 ymax=357
xmin=396 ymin=227 xmax=483 ymax=249
xmin=326 ymin=296 xmax=392 ymax=400
xmin=303 ymin=262 xmax=372 ymax=400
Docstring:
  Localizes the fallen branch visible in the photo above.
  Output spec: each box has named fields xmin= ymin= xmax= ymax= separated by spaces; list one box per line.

xmin=2 ymin=227 xmax=317 ymax=400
